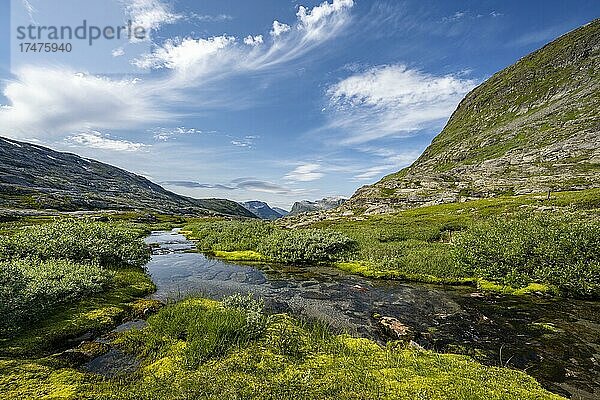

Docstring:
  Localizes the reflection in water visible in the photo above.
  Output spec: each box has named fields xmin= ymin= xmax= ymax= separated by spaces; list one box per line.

xmin=144 ymin=229 xmax=600 ymax=399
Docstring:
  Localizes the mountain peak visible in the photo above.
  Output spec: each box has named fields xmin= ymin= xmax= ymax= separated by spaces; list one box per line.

xmin=288 ymin=197 xmax=347 ymax=216
xmin=241 ymin=201 xmax=287 ymax=220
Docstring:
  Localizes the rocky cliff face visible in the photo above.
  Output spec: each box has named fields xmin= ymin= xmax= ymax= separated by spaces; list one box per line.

xmin=289 ymin=197 xmax=346 ymax=216
xmin=344 ymin=20 xmax=600 ymax=215
xmin=0 ymin=137 xmax=255 ymax=217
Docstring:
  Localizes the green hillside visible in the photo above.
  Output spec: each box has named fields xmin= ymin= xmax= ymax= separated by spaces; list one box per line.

xmin=345 ymin=19 xmax=600 ymax=214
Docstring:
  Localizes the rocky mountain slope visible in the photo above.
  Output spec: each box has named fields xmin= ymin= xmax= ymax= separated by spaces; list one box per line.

xmin=344 ymin=19 xmax=600 ymax=215
xmin=0 ymin=137 xmax=255 ymax=217
xmin=241 ymin=201 xmax=286 ymax=220
xmin=272 ymin=207 xmax=289 ymax=217
xmin=289 ymin=197 xmax=346 ymax=216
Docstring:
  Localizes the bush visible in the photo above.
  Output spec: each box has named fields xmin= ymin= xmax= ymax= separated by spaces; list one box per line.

xmin=453 ymin=215 xmax=600 ymax=297
xmin=259 ymin=229 xmax=358 ymax=264
xmin=0 ymin=219 xmax=150 ymax=268
xmin=187 ymin=221 xmax=274 ymax=252
xmin=0 ymin=258 xmax=112 ymax=335
xmin=185 ymin=221 xmax=357 ymax=264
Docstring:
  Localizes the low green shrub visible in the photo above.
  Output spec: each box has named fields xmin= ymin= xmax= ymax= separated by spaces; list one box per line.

xmin=186 ymin=221 xmax=274 ymax=252
xmin=0 ymin=258 xmax=112 ymax=335
xmin=0 ymin=219 xmax=150 ymax=268
xmin=258 ymin=228 xmax=358 ymax=264
xmin=185 ymin=221 xmax=357 ymax=264
xmin=453 ymin=215 xmax=600 ymax=297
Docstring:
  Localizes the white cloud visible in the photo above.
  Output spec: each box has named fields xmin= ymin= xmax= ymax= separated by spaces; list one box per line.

xmin=0 ymin=67 xmax=168 ymax=138
xmin=133 ymin=35 xmax=236 ymax=71
xmin=112 ymin=47 xmax=125 ymax=57
xmin=361 ymin=147 xmax=422 ymax=166
xmin=151 ymin=126 xmax=208 ymax=141
xmin=442 ymin=11 xmax=466 ymax=22
xmin=231 ymin=135 xmax=258 ymax=148
xmin=136 ymin=0 xmax=354 ymax=75
xmin=510 ymin=26 xmax=566 ymax=47
xmin=353 ymin=165 xmax=393 ymax=181
xmin=21 ymin=0 xmax=37 ymax=23
xmin=163 ymin=177 xmax=305 ymax=195
xmin=190 ymin=13 xmax=233 ymax=22
xmin=0 ymin=1 xmax=355 ymax=139
xmin=126 ymin=0 xmax=181 ymax=37
xmin=284 ymin=163 xmax=324 ymax=182
xmin=270 ymin=20 xmax=291 ymax=37
xmin=350 ymin=147 xmax=422 ymax=181
xmin=296 ymin=0 xmax=354 ymax=41
xmin=68 ymin=130 xmax=149 ymax=152
xmin=243 ymin=35 xmax=264 ymax=46
xmin=326 ymin=64 xmax=477 ymax=144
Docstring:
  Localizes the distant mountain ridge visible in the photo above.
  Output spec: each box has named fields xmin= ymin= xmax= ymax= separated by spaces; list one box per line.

xmin=241 ymin=201 xmax=287 ymax=220
xmin=343 ymin=19 xmax=600 ymax=215
xmin=288 ymin=197 xmax=346 ymax=216
xmin=272 ymin=207 xmax=289 ymax=217
xmin=0 ymin=137 xmax=255 ymax=218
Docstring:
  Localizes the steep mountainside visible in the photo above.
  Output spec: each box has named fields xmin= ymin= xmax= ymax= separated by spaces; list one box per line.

xmin=289 ymin=197 xmax=346 ymax=216
xmin=272 ymin=207 xmax=289 ymax=217
xmin=0 ymin=137 xmax=255 ymax=217
xmin=345 ymin=20 xmax=600 ymax=214
xmin=241 ymin=201 xmax=285 ymax=220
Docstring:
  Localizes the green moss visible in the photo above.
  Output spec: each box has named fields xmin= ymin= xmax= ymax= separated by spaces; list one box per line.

xmin=336 ymin=262 xmax=476 ymax=285
xmin=476 ymin=280 xmax=554 ymax=296
xmin=528 ymin=322 xmax=563 ymax=334
xmin=0 ymin=359 xmax=89 ymax=400
xmin=208 ymin=250 xmax=267 ymax=262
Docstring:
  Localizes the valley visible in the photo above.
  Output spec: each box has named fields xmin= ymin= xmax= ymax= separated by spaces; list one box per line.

xmin=0 ymin=12 xmax=599 ymax=400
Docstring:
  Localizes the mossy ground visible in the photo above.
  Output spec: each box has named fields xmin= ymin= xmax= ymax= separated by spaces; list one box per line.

xmin=208 ymin=250 xmax=267 ymax=262
xmin=0 ymin=298 xmax=564 ymax=400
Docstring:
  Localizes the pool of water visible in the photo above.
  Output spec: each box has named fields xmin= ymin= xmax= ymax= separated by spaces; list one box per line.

xmin=144 ymin=229 xmax=600 ymax=399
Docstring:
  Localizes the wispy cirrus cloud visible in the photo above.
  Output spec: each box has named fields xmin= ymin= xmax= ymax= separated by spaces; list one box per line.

xmin=231 ymin=135 xmax=259 ymax=148
xmin=325 ymin=64 xmax=477 ymax=144
xmin=0 ymin=66 xmax=169 ymax=138
xmin=134 ymin=0 xmax=354 ymax=78
xmin=509 ymin=25 xmax=569 ymax=47
xmin=350 ymin=147 xmax=422 ymax=181
xmin=190 ymin=13 xmax=233 ymax=23
xmin=126 ymin=0 xmax=182 ymax=38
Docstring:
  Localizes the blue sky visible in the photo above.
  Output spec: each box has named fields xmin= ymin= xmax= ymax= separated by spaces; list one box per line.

xmin=0 ymin=0 xmax=598 ymax=208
